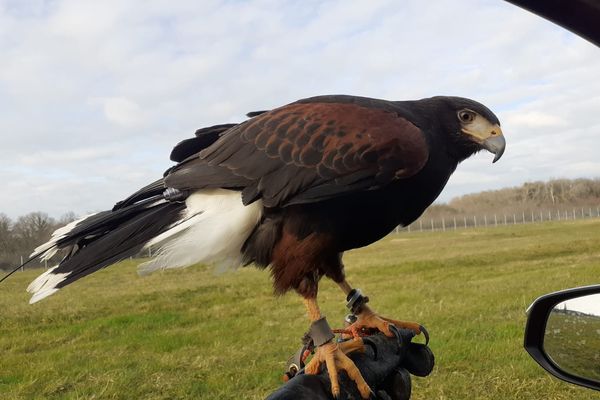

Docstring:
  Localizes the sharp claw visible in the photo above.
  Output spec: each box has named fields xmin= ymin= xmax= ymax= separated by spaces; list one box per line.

xmin=388 ymin=324 xmax=403 ymax=353
xmin=420 ymin=324 xmax=430 ymax=345
xmin=362 ymin=337 xmax=378 ymax=360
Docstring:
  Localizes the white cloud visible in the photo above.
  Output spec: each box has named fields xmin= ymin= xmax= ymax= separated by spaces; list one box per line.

xmin=1 ymin=0 xmax=600 ymax=218
xmin=448 ymin=170 xmax=498 ymax=186
xmin=505 ymin=111 xmax=567 ymax=128
xmin=97 ymin=97 xmax=147 ymax=128
xmin=561 ymin=161 xmax=600 ymax=176
xmin=18 ymin=146 xmax=119 ymax=166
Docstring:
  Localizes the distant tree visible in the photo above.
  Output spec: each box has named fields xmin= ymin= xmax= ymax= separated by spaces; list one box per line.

xmin=58 ymin=211 xmax=78 ymax=226
xmin=0 ymin=213 xmax=12 ymax=253
xmin=0 ymin=214 xmax=15 ymax=270
xmin=12 ymin=212 xmax=56 ymax=257
xmin=0 ymin=212 xmax=82 ymax=271
xmin=414 ymin=177 xmax=600 ymax=228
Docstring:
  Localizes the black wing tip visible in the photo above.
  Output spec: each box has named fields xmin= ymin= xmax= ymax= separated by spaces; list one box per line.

xmin=194 ymin=123 xmax=237 ymax=137
xmin=170 ymin=124 xmax=238 ymax=163
xmin=246 ymin=110 xmax=269 ymax=118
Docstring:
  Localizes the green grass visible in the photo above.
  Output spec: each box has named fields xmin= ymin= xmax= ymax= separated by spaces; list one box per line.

xmin=545 ymin=311 xmax=600 ymax=382
xmin=1 ymin=219 xmax=600 ymax=399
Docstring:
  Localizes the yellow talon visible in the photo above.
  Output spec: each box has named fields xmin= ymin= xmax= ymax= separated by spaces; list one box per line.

xmin=304 ymin=340 xmax=372 ymax=399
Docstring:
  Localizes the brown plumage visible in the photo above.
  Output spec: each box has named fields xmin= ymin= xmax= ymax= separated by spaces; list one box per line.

xmin=166 ymin=99 xmax=429 ymax=209
xmin=164 ymin=95 xmax=504 ymax=299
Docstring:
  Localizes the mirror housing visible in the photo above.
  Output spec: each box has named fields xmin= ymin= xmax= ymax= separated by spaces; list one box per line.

xmin=525 ymin=285 xmax=600 ymax=391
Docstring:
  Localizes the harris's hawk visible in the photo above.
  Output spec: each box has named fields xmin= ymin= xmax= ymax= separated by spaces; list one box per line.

xmin=24 ymin=94 xmax=505 ymax=398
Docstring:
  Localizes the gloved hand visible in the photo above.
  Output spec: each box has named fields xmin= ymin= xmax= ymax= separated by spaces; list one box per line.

xmin=267 ymin=328 xmax=435 ymax=400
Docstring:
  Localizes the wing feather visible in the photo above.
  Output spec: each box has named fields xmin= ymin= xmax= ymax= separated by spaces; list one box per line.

xmin=170 ymin=123 xmax=236 ymax=162
xmin=165 ymin=99 xmax=429 ymax=207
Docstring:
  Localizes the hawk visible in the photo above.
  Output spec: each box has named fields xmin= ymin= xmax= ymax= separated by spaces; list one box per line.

xmin=25 ymin=94 xmax=505 ymax=397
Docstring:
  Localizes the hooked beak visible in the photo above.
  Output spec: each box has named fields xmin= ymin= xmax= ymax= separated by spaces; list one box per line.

xmin=482 ymin=135 xmax=506 ymax=163
xmin=462 ymin=119 xmax=506 ymax=164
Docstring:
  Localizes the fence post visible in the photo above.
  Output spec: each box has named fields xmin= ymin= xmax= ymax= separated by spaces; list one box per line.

xmin=484 ymin=215 xmax=487 ymax=227
xmin=464 ymin=216 xmax=467 ymax=228
xmin=513 ymin=214 xmax=516 ymax=224
xmin=573 ymin=209 xmax=576 ymax=220
xmin=557 ymin=210 xmax=560 ymax=221
xmin=453 ymin=216 xmax=457 ymax=230
xmin=431 ymin=219 xmax=434 ymax=232
xmin=419 ymin=220 xmax=423 ymax=232
xmin=494 ymin=214 xmax=498 ymax=227
xmin=531 ymin=211 xmax=535 ymax=222
xmin=21 ymin=256 xmax=24 ymax=272
xmin=474 ymin=216 xmax=477 ymax=228
xmin=504 ymin=214 xmax=507 ymax=225
xmin=442 ymin=219 xmax=446 ymax=232
xmin=522 ymin=211 xmax=526 ymax=223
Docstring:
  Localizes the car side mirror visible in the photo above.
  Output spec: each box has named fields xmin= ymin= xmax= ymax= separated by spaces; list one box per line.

xmin=525 ymin=285 xmax=600 ymax=391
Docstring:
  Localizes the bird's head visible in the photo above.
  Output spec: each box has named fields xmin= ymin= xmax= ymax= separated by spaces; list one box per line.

xmin=426 ymin=96 xmax=506 ymax=163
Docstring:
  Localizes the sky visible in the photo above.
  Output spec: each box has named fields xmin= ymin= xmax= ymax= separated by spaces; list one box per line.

xmin=1 ymin=0 xmax=600 ymax=219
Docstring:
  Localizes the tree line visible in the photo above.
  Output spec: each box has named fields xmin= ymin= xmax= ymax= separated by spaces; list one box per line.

xmin=419 ymin=178 xmax=600 ymax=222
xmin=0 ymin=212 xmax=76 ymax=271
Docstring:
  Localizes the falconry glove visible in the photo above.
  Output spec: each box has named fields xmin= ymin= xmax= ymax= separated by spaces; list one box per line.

xmin=271 ymin=328 xmax=435 ymax=400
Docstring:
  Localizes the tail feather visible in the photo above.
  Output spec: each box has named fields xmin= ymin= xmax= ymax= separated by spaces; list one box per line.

xmin=27 ymin=200 xmax=186 ymax=303
xmin=31 ymin=179 xmax=167 ymax=263
xmin=26 ymin=187 xmax=262 ymax=304
xmin=111 ymin=179 xmax=165 ymax=211
xmin=27 ymin=266 xmax=70 ymax=303
xmin=138 ymin=189 xmax=262 ymax=275
xmin=30 ymin=212 xmax=98 ymax=261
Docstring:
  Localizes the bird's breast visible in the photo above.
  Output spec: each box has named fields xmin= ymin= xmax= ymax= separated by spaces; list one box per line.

xmin=285 ymin=164 xmax=455 ymax=251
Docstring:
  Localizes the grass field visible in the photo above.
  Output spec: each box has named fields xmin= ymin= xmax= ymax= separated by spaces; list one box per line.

xmin=2 ymin=219 xmax=600 ymax=399
xmin=545 ymin=311 xmax=600 ymax=382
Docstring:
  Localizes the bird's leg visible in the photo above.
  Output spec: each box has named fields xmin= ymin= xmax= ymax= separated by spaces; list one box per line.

xmin=338 ymin=280 xmax=428 ymax=341
xmin=302 ymin=297 xmax=372 ymax=399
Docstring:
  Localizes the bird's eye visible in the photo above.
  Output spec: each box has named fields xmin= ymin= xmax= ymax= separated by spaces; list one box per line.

xmin=458 ymin=110 xmax=475 ymax=123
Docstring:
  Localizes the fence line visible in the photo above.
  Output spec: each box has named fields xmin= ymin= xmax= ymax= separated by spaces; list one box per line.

xmin=398 ymin=206 xmax=600 ymax=233
xmin=7 ymin=207 xmax=600 ymax=271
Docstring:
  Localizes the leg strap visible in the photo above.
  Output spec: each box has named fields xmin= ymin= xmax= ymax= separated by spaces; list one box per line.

xmin=346 ymin=288 xmax=369 ymax=314
xmin=308 ymin=317 xmax=335 ymax=347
